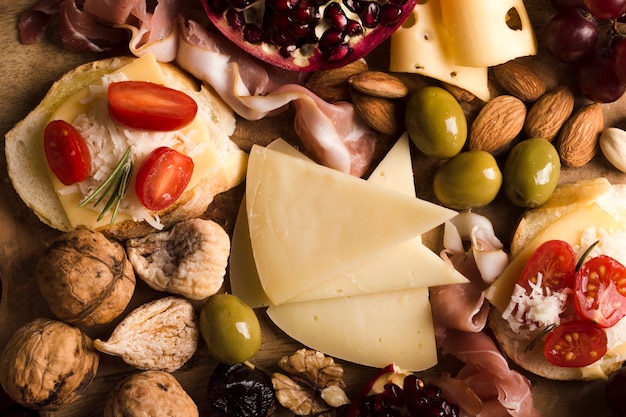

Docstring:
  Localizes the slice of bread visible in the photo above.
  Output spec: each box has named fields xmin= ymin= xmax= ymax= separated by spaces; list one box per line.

xmin=5 ymin=56 xmax=247 ymax=240
xmin=489 ymin=177 xmax=626 ymax=380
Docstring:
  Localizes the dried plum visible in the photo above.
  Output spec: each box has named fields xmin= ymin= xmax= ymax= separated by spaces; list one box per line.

xmin=207 ymin=363 xmax=276 ymax=417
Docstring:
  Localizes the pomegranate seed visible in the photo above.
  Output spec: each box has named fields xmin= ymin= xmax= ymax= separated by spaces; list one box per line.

xmin=268 ymin=0 xmax=299 ymax=13
xmin=227 ymin=0 xmax=257 ymax=9
xmin=344 ymin=19 xmax=363 ymax=35
xmin=243 ymin=24 xmax=265 ymax=43
xmin=323 ymin=43 xmax=352 ymax=61
xmin=403 ymin=374 xmax=425 ymax=397
xmin=360 ymin=1 xmax=380 ymax=27
xmin=382 ymin=383 xmax=405 ymax=407
xmin=343 ymin=0 xmax=362 ymax=13
xmin=324 ymin=2 xmax=348 ymax=29
xmin=292 ymin=0 xmax=317 ymax=23
xmin=226 ymin=9 xmax=246 ymax=31
xmin=379 ymin=4 xmax=403 ymax=26
xmin=318 ymin=29 xmax=347 ymax=51
xmin=271 ymin=14 xmax=293 ymax=31
xmin=272 ymin=30 xmax=296 ymax=46
xmin=279 ymin=43 xmax=298 ymax=57
xmin=291 ymin=23 xmax=314 ymax=38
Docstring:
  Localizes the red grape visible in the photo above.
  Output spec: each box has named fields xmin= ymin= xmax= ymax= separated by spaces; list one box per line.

xmin=576 ymin=47 xmax=626 ymax=102
xmin=583 ymin=0 xmax=626 ymax=19
xmin=542 ymin=8 xmax=599 ymax=63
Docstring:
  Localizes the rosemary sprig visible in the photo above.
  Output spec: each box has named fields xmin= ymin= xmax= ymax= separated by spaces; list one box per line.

xmin=524 ymin=323 xmax=558 ymax=353
xmin=78 ymin=147 xmax=133 ymax=228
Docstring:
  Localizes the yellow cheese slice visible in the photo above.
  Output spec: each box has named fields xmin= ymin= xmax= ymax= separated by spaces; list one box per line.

xmin=440 ymin=0 xmax=537 ymax=68
xmin=246 ymin=143 xmax=458 ymax=305
xmin=267 ymin=288 xmax=437 ymax=371
xmin=229 ymin=136 xmax=466 ymax=307
xmin=49 ymin=54 xmax=228 ymax=229
xmin=389 ymin=0 xmax=490 ymax=101
xmin=485 ymin=203 xmax=619 ymax=312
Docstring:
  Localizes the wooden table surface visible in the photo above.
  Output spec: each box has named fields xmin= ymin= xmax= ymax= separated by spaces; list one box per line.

xmin=1 ymin=1 xmax=626 ymax=416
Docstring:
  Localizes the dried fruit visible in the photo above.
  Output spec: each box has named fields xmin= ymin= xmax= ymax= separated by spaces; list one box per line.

xmin=557 ymin=102 xmax=604 ymax=168
xmin=347 ymin=71 xmax=408 ymax=99
xmin=201 ymin=0 xmax=417 ymax=71
xmin=599 ymin=127 xmax=626 ymax=173
xmin=524 ymin=85 xmax=575 ymax=141
xmin=272 ymin=349 xmax=349 ymax=416
xmin=207 ymin=363 xmax=276 ymax=417
xmin=36 ymin=228 xmax=136 ymax=326
xmin=0 ymin=318 xmax=99 ymax=411
xmin=104 ymin=371 xmax=198 ymax=417
xmin=468 ymin=95 xmax=526 ymax=153
xmin=126 ymin=218 xmax=230 ymax=300
xmin=492 ymin=59 xmax=546 ymax=102
xmin=305 ymin=60 xmax=368 ymax=102
xmin=351 ymin=90 xmax=403 ymax=135
xmin=94 ymin=296 xmax=199 ymax=372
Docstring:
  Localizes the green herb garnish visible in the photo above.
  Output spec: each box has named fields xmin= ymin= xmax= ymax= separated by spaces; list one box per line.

xmin=78 ymin=147 xmax=133 ymax=227
xmin=524 ymin=323 xmax=558 ymax=353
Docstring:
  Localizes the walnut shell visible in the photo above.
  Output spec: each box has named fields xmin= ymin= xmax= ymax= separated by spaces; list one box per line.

xmin=0 ymin=318 xmax=99 ymax=411
xmin=104 ymin=371 xmax=198 ymax=417
xmin=36 ymin=228 xmax=136 ymax=326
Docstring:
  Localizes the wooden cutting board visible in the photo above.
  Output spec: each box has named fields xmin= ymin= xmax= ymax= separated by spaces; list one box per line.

xmin=1 ymin=1 xmax=625 ymax=416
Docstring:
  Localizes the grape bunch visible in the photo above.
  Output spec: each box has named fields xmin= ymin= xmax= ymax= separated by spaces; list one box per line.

xmin=544 ymin=0 xmax=626 ymax=102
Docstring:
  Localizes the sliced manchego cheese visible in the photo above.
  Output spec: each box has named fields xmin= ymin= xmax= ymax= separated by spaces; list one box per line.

xmin=485 ymin=203 xmax=619 ymax=312
xmin=230 ymin=136 xmax=467 ymax=307
xmin=390 ymin=0 xmax=490 ymax=101
xmin=266 ymin=287 xmax=437 ymax=371
xmin=440 ymin=0 xmax=537 ymax=68
xmin=245 ymin=142 xmax=458 ymax=305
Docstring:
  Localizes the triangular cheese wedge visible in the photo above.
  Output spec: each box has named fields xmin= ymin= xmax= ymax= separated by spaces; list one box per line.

xmin=246 ymin=143 xmax=458 ymax=305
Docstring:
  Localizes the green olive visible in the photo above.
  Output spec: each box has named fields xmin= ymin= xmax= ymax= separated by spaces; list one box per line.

xmin=199 ymin=294 xmax=261 ymax=364
xmin=405 ymin=86 xmax=467 ymax=159
xmin=503 ymin=137 xmax=561 ymax=208
xmin=433 ymin=150 xmax=502 ymax=209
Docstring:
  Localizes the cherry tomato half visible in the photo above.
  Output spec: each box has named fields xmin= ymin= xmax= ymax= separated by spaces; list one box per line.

xmin=108 ymin=81 xmax=198 ymax=131
xmin=517 ymin=240 xmax=576 ymax=293
xmin=543 ymin=320 xmax=607 ymax=367
xmin=135 ymin=147 xmax=194 ymax=211
xmin=574 ymin=255 xmax=626 ymax=328
xmin=43 ymin=119 xmax=92 ymax=185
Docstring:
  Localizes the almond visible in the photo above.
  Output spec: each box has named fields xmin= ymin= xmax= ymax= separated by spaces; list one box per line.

xmin=492 ymin=59 xmax=546 ymax=102
xmin=468 ymin=95 xmax=527 ymax=153
xmin=305 ymin=60 xmax=368 ymax=102
xmin=557 ymin=103 xmax=604 ymax=168
xmin=524 ymin=86 xmax=575 ymax=141
xmin=347 ymin=71 xmax=409 ymax=99
xmin=350 ymin=90 xmax=403 ymax=135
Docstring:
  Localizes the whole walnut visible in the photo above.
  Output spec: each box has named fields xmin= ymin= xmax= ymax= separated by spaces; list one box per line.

xmin=104 ymin=371 xmax=198 ymax=417
xmin=36 ymin=228 xmax=136 ymax=326
xmin=0 ymin=318 xmax=99 ymax=411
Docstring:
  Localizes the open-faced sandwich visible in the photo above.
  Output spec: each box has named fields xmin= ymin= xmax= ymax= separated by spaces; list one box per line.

xmin=486 ymin=177 xmax=626 ymax=380
xmin=5 ymin=53 xmax=247 ymax=240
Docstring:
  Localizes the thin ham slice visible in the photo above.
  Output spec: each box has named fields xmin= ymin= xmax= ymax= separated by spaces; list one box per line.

xmin=18 ymin=0 xmax=62 ymax=45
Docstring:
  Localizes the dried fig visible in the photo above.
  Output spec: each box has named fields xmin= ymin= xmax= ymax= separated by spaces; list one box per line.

xmin=94 ymin=296 xmax=199 ymax=372
xmin=126 ymin=219 xmax=229 ymax=300
xmin=36 ymin=228 xmax=136 ymax=326
xmin=0 ymin=318 xmax=99 ymax=411
xmin=104 ymin=371 xmax=198 ymax=417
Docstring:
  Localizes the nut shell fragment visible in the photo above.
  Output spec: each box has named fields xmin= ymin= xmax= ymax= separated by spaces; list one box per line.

xmin=104 ymin=371 xmax=198 ymax=417
xmin=0 ymin=318 xmax=99 ymax=411
xmin=94 ymin=296 xmax=199 ymax=372
xmin=36 ymin=228 xmax=136 ymax=326
xmin=126 ymin=219 xmax=230 ymax=300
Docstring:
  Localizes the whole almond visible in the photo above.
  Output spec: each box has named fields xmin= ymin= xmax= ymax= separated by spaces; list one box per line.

xmin=524 ymin=86 xmax=575 ymax=141
xmin=305 ymin=60 xmax=368 ymax=102
xmin=493 ymin=59 xmax=546 ymax=102
xmin=351 ymin=90 xmax=403 ymax=135
xmin=557 ymin=103 xmax=604 ymax=168
xmin=348 ymin=71 xmax=409 ymax=99
xmin=469 ymin=95 xmax=527 ymax=153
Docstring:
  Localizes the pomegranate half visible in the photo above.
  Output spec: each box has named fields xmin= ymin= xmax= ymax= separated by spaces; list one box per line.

xmin=201 ymin=0 xmax=418 ymax=71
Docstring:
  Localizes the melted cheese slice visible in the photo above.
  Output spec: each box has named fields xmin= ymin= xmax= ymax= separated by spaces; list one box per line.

xmin=229 ymin=136 xmax=466 ymax=307
xmin=49 ymin=54 xmax=229 ymax=229
xmin=485 ymin=203 xmax=619 ymax=312
xmin=246 ymin=141 xmax=458 ymax=305
xmin=390 ymin=1 xmax=490 ymax=101
xmin=440 ymin=0 xmax=537 ymax=68
xmin=266 ymin=287 xmax=437 ymax=371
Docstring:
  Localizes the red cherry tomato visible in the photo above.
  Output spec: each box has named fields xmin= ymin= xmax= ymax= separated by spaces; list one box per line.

xmin=43 ymin=119 xmax=92 ymax=185
xmin=108 ymin=81 xmax=198 ymax=131
xmin=574 ymin=255 xmax=626 ymax=328
xmin=135 ymin=147 xmax=194 ymax=211
xmin=517 ymin=240 xmax=576 ymax=293
xmin=543 ymin=320 xmax=607 ymax=367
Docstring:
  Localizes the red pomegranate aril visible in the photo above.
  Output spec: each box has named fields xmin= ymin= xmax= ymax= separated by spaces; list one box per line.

xmin=379 ymin=4 xmax=403 ymax=26
xmin=324 ymin=43 xmax=352 ymax=61
xmin=271 ymin=14 xmax=293 ymax=31
xmin=403 ymin=374 xmax=425 ymax=397
xmin=268 ymin=0 xmax=299 ymax=12
xmin=226 ymin=9 xmax=246 ymax=31
xmin=360 ymin=1 xmax=380 ymax=28
xmin=243 ymin=24 xmax=265 ymax=43
xmin=382 ymin=383 xmax=405 ymax=407
xmin=292 ymin=0 xmax=317 ymax=23
xmin=345 ymin=19 xmax=363 ymax=35
xmin=319 ymin=28 xmax=347 ymax=49
xmin=324 ymin=3 xmax=349 ymax=29
xmin=343 ymin=0 xmax=363 ymax=12
xmin=227 ymin=0 xmax=258 ymax=9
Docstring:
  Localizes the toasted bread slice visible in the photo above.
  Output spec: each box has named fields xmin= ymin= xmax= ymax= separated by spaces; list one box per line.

xmin=5 ymin=56 xmax=247 ymax=240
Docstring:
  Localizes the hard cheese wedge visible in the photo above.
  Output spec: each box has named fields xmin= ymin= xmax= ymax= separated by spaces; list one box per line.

xmin=230 ymin=136 xmax=467 ymax=307
xmin=267 ymin=287 xmax=437 ymax=371
xmin=245 ymin=140 xmax=458 ymax=305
